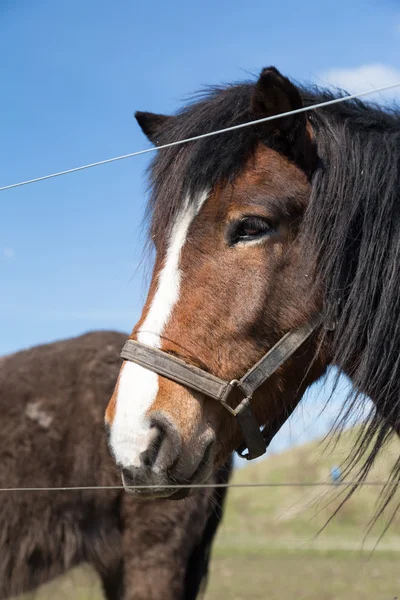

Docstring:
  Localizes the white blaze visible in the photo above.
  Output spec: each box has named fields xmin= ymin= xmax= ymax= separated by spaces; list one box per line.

xmin=109 ymin=191 xmax=208 ymax=468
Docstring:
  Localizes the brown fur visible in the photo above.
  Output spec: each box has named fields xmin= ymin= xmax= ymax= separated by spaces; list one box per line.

xmin=0 ymin=331 xmax=231 ymax=599
xmin=106 ymin=66 xmax=400 ymax=506
xmin=109 ymin=144 xmax=326 ymax=469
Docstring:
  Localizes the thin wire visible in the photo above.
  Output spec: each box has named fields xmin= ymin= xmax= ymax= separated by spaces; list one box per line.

xmin=1 ymin=481 xmax=400 ymax=492
xmin=1 ymin=81 xmax=400 ymax=193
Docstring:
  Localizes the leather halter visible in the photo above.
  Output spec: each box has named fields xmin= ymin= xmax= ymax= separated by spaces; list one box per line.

xmin=120 ymin=311 xmax=324 ymax=461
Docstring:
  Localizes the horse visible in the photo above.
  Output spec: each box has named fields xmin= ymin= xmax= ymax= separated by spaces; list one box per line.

xmin=0 ymin=331 xmax=232 ymax=599
xmin=104 ymin=65 xmax=400 ymax=511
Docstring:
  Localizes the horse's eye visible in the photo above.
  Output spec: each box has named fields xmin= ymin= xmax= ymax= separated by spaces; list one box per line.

xmin=228 ymin=217 xmax=275 ymax=245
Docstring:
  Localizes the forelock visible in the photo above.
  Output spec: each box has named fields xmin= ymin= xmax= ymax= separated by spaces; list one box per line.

xmin=145 ymin=83 xmax=260 ymax=247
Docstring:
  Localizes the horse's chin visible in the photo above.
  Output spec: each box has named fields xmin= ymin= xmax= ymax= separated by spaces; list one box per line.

xmin=121 ymin=481 xmax=191 ymax=501
xmin=121 ymin=441 xmax=215 ymax=501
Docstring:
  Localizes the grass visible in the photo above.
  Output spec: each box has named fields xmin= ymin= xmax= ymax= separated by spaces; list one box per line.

xmin=205 ymin=549 xmax=400 ymax=600
xmin=219 ymin=426 xmax=400 ymax=552
xmin=12 ymin=427 xmax=400 ymax=599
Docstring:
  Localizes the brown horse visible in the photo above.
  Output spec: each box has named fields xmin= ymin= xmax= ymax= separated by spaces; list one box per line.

xmin=105 ymin=66 xmax=400 ymax=505
xmin=0 ymin=331 xmax=232 ymax=599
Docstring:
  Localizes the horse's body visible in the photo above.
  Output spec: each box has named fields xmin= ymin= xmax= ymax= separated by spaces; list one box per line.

xmin=0 ymin=331 xmax=231 ymax=600
xmin=104 ymin=66 xmax=400 ymax=513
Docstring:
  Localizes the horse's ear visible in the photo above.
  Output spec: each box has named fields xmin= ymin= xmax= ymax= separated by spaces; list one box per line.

xmin=252 ymin=67 xmax=316 ymax=171
xmin=251 ymin=67 xmax=304 ymax=133
xmin=135 ymin=111 xmax=171 ymax=145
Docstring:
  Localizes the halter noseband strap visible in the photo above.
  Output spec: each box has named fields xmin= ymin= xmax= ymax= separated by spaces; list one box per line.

xmin=120 ymin=311 xmax=324 ymax=461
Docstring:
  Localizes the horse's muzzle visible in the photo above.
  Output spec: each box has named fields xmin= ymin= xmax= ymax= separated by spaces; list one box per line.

xmin=118 ymin=411 xmax=216 ymax=500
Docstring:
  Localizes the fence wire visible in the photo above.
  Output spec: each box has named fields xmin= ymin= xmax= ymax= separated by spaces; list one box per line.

xmin=0 ymin=480 xmax=400 ymax=492
xmin=1 ymin=81 xmax=400 ymax=193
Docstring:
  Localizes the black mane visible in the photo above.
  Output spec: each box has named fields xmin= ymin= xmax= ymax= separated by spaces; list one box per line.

xmin=147 ymin=81 xmax=400 ymax=245
xmin=147 ymin=83 xmax=256 ymax=246
xmin=146 ymin=78 xmax=400 ymax=512
xmin=302 ymin=87 xmax=400 ymax=515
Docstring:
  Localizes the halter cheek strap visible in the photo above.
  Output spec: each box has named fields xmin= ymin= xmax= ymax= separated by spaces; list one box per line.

xmin=120 ymin=311 xmax=324 ymax=461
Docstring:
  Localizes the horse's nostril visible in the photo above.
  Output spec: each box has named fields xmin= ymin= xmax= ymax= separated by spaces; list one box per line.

xmin=139 ymin=425 xmax=164 ymax=468
xmin=150 ymin=412 xmax=182 ymax=469
xmin=120 ymin=413 xmax=182 ymax=489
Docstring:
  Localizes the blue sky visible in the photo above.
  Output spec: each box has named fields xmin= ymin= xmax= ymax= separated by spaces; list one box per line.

xmin=1 ymin=0 xmax=399 ymax=454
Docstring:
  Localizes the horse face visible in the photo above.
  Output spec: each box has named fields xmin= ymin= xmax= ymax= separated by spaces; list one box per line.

xmin=105 ymin=68 xmax=326 ymax=498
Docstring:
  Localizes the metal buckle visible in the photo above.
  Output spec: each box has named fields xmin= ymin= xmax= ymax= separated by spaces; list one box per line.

xmin=220 ymin=379 xmax=251 ymax=416
xmin=220 ymin=381 xmax=266 ymax=460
